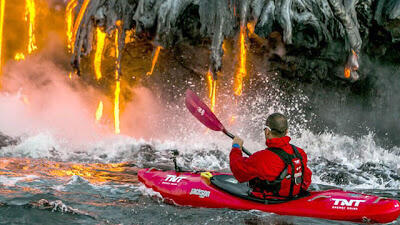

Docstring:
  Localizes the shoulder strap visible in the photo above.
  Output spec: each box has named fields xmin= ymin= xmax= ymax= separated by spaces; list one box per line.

xmin=291 ymin=145 xmax=305 ymax=192
xmin=267 ymin=147 xmax=294 ymax=164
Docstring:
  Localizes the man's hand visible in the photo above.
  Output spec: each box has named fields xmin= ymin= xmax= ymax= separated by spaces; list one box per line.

xmin=232 ymin=136 xmax=244 ymax=148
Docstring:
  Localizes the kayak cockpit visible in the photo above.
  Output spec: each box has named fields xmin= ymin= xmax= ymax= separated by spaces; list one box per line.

xmin=210 ymin=174 xmax=308 ymax=204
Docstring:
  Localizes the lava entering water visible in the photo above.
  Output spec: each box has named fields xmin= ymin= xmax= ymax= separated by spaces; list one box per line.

xmin=206 ymin=70 xmax=217 ymax=112
xmin=25 ymin=0 xmax=37 ymax=54
xmin=94 ymin=28 xmax=106 ymax=81
xmin=234 ymin=25 xmax=247 ymax=96
xmin=114 ymin=26 xmax=121 ymax=134
xmin=146 ymin=46 xmax=162 ymax=76
xmin=71 ymin=0 xmax=90 ymax=54
xmin=65 ymin=0 xmax=78 ymax=52
xmin=95 ymin=101 xmax=103 ymax=122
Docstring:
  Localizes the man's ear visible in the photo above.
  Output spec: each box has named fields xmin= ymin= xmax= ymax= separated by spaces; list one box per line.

xmin=285 ymin=129 xmax=288 ymax=136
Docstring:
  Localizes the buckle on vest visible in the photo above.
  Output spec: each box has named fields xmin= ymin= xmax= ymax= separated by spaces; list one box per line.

xmin=294 ymin=172 xmax=302 ymax=185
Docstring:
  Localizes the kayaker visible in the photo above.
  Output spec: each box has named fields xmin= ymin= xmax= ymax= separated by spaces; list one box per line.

xmin=230 ymin=113 xmax=312 ymax=199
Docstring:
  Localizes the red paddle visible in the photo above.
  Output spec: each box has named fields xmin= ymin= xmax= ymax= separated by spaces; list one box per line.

xmin=185 ymin=89 xmax=252 ymax=156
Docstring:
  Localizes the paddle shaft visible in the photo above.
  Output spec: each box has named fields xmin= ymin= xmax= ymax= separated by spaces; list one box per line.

xmin=223 ymin=129 xmax=252 ymax=156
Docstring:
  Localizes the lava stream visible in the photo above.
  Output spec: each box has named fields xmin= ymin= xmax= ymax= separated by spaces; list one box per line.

xmin=146 ymin=46 xmax=162 ymax=76
xmin=25 ymin=0 xmax=37 ymax=54
xmin=0 ymin=0 xmax=4 ymax=77
xmin=234 ymin=25 xmax=247 ymax=96
xmin=94 ymin=28 xmax=106 ymax=80
xmin=65 ymin=0 xmax=78 ymax=51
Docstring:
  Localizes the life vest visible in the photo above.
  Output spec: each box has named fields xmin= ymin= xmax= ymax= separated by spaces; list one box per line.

xmin=249 ymin=145 xmax=305 ymax=199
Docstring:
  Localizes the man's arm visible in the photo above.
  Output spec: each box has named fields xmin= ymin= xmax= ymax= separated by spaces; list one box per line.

xmin=229 ymin=137 xmax=259 ymax=183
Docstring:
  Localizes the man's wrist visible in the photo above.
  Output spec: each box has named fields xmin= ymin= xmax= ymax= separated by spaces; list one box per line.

xmin=232 ymin=143 xmax=241 ymax=148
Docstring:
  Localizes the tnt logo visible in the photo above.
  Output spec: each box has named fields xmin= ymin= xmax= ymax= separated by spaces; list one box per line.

xmin=332 ymin=198 xmax=366 ymax=207
xmin=197 ymin=107 xmax=205 ymax=116
xmin=164 ymin=175 xmax=186 ymax=183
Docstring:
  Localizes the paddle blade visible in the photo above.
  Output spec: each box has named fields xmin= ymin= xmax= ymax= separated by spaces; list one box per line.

xmin=185 ymin=89 xmax=225 ymax=131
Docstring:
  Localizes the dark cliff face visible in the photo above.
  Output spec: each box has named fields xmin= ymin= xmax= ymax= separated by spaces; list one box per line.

xmin=70 ymin=0 xmax=400 ymax=146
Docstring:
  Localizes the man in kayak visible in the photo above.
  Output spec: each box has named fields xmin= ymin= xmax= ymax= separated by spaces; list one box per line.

xmin=230 ymin=113 xmax=312 ymax=199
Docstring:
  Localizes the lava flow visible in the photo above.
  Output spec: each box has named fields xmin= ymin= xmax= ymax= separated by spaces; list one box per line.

xmin=114 ymin=26 xmax=121 ymax=134
xmin=94 ymin=27 xmax=106 ymax=80
xmin=25 ymin=0 xmax=37 ymax=54
xmin=206 ymin=70 xmax=217 ymax=112
xmin=71 ymin=0 xmax=90 ymax=53
xmin=14 ymin=53 xmax=25 ymax=61
xmin=65 ymin=0 xmax=78 ymax=51
xmin=234 ymin=25 xmax=247 ymax=96
xmin=146 ymin=46 xmax=162 ymax=76
xmin=95 ymin=101 xmax=103 ymax=122
xmin=0 ymin=0 xmax=4 ymax=77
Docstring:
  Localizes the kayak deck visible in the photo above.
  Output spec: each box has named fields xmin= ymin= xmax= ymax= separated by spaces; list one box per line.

xmin=138 ymin=168 xmax=400 ymax=223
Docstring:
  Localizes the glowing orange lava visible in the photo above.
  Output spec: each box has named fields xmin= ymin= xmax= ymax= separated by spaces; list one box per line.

xmin=95 ymin=100 xmax=103 ymax=122
xmin=94 ymin=28 xmax=106 ymax=80
xmin=0 ymin=0 xmax=5 ymax=77
xmin=25 ymin=0 xmax=37 ymax=54
xmin=247 ymin=21 xmax=256 ymax=35
xmin=146 ymin=46 xmax=162 ymax=76
xmin=229 ymin=115 xmax=237 ymax=125
xmin=14 ymin=53 xmax=25 ymax=61
xmin=344 ymin=67 xmax=351 ymax=79
xmin=234 ymin=26 xmax=247 ymax=96
xmin=114 ymin=27 xmax=121 ymax=134
xmin=72 ymin=0 xmax=90 ymax=53
xmin=206 ymin=70 xmax=217 ymax=112
xmin=211 ymin=80 xmax=217 ymax=112
xmin=206 ymin=70 xmax=213 ymax=98
xmin=66 ymin=0 xmax=78 ymax=51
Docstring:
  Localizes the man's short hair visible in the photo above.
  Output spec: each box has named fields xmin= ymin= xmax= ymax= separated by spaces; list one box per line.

xmin=266 ymin=113 xmax=288 ymax=137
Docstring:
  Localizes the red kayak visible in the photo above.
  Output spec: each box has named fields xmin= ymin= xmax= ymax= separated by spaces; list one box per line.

xmin=138 ymin=168 xmax=400 ymax=223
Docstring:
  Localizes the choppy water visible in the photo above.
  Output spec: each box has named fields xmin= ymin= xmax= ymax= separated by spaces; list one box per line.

xmin=0 ymin=130 xmax=399 ymax=225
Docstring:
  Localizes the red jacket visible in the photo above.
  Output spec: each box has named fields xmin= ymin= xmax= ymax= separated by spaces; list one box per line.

xmin=230 ymin=136 xmax=312 ymax=194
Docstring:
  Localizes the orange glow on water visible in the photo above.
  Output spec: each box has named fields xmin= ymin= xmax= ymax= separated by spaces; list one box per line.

xmin=95 ymin=101 xmax=103 ymax=122
xmin=66 ymin=0 xmax=78 ymax=51
xmin=25 ymin=0 xmax=37 ymax=54
xmin=72 ymin=0 xmax=90 ymax=53
xmin=14 ymin=53 xmax=25 ymax=61
xmin=94 ymin=28 xmax=106 ymax=80
xmin=0 ymin=158 xmax=138 ymax=184
xmin=146 ymin=46 xmax=162 ymax=76
xmin=234 ymin=26 xmax=247 ymax=96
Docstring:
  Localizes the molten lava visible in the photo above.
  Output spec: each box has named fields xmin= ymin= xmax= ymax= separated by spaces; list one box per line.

xmin=95 ymin=100 xmax=103 ymax=122
xmin=25 ymin=0 xmax=37 ymax=54
xmin=14 ymin=53 xmax=25 ymax=61
xmin=344 ymin=67 xmax=351 ymax=79
xmin=94 ymin=28 xmax=106 ymax=80
xmin=206 ymin=70 xmax=217 ymax=112
xmin=72 ymin=0 xmax=90 ymax=53
xmin=0 ymin=0 xmax=4 ymax=76
xmin=234 ymin=26 xmax=247 ymax=96
xmin=66 ymin=0 xmax=78 ymax=51
xmin=146 ymin=46 xmax=162 ymax=76
xmin=114 ymin=28 xmax=121 ymax=134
